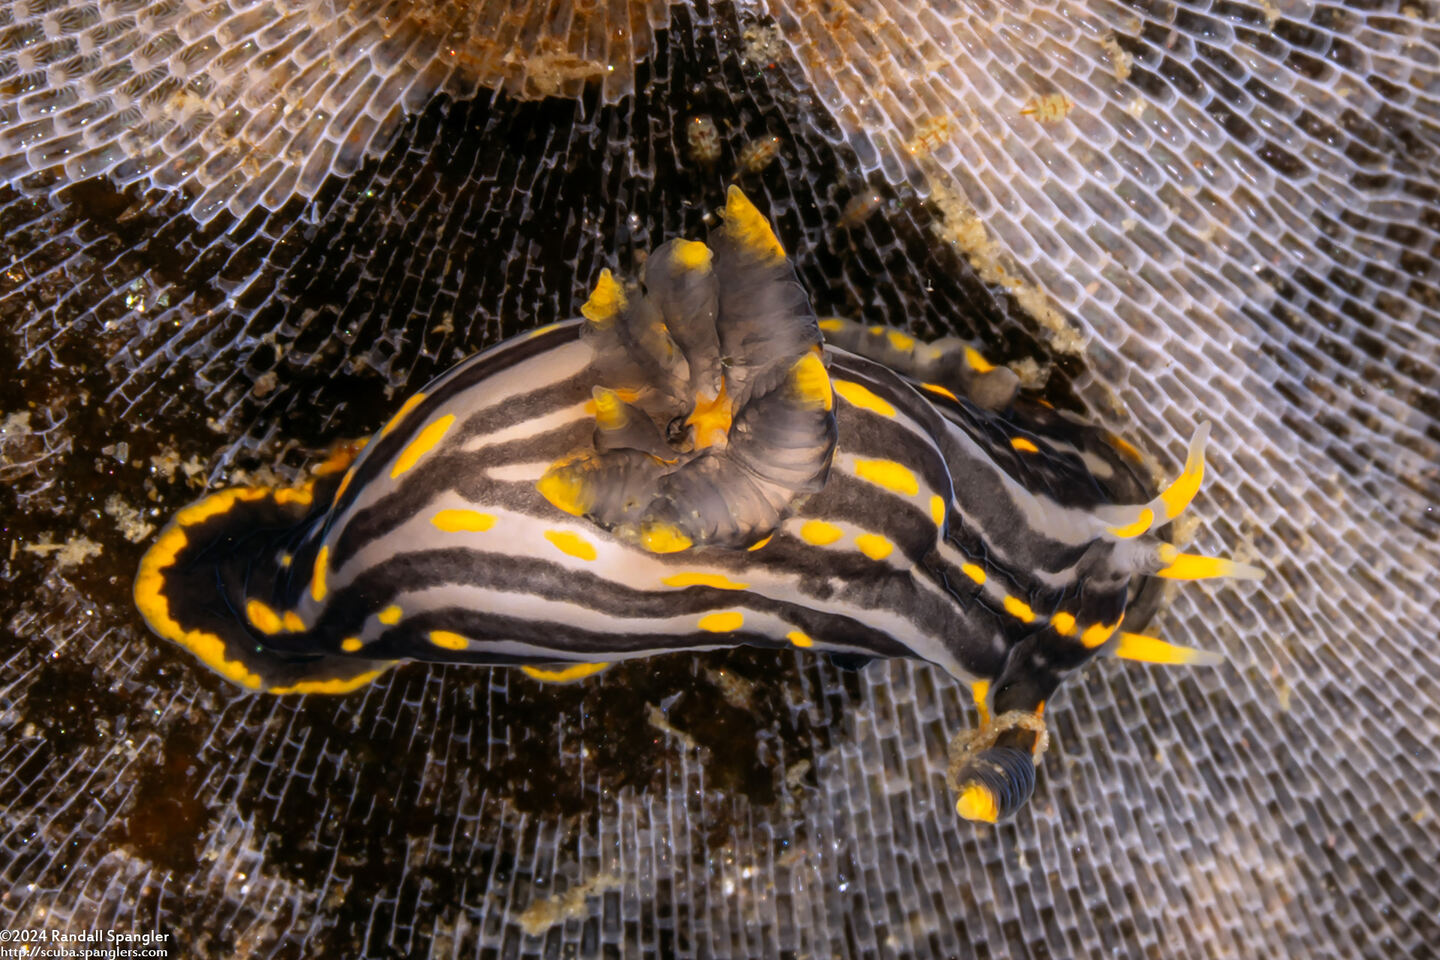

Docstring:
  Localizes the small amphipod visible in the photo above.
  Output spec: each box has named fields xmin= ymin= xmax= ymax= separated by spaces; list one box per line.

xmin=1021 ymin=93 xmax=1076 ymax=124
xmin=135 ymin=187 xmax=1262 ymax=822
xmin=734 ymin=134 xmax=781 ymax=176
xmin=686 ymin=115 xmax=720 ymax=167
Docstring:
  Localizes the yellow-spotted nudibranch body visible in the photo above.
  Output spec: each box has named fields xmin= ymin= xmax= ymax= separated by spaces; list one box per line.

xmin=134 ymin=188 xmax=1262 ymax=819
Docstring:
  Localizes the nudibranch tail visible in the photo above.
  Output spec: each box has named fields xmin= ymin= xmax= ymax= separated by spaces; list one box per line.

xmin=539 ymin=185 xmax=838 ymax=551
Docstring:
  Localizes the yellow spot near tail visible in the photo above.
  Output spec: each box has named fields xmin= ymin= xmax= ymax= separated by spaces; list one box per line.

xmin=521 ymin=662 xmax=611 ymax=683
xmin=1115 ymin=632 xmax=1222 ymax=666
xmin=963 ymin=347 xmax=995 ymax=373
xmin=432 ymin=509 xmax=496 ymax=533
xmin=787 ymin=630 xmax=814 ymax=648
xmin=961 ymin=563 xmax=987 ymax=585
xmin=279 ymin=553 xmax=293 ymax=568
xmin=592 ymin=387 xmax=629 ymax=430
xmin=1003 ymin=595 xmax=1036 ymax=623
xmin=748 ymin=534 xmax=773 ymax=552
xmin=429 ymin=630 xmax=469 ymax=651
xmin=789 ymin=352 xmax=833 ymax=411
xmin=380 ymin=392 xmax=427 ymax=438
xmin=929 ymin=495 xmax=946 ymax=527
xmin=582 ymin=269 xmax=626 ymax=325
xmin=886 ymin=330 xmax=916 ymax=351
xmin=663 ymin=572 xmax=748 ymax=590
xmin=672 ymin=239 xmax=713 ymax=270
xmin=545 ymin=530 xmax=598 ymax=561
xmin=722 ymin=185 xmax=785 ymax=261
xmin=921 ymin=382 xmax=959 ymax=402
xmin=310 ymin=546 xmax=329 ymax=603
xmin=686 ymin=382 xmax=733 ymax=449
xmin=1010 ymin=437 xmax=1040 ymax=453
xmin=833 ymin=380 xmax=896 ymax=417
xmin=698 ymin=611 xmax=744 ymax=632
xmin=956 ymin=784 xmax=999 ymax=823
xmin=282 ymin=611 xmax=305 ymax=632
xmin=641 ymin=523 xmax=692 ymax=554
xmin=270 ymin=668 xmax=392 ymax=695
xmin=377 ymin=605 xmax=402 ymax=625
xmin=800 ymin=520 xmax=843 ymax=546
xmin=970 ymin=679 xmax=991 ymax=725
xmin=341 ymin=637 xmax=363 ymax=652
xmin=537 ymin=461 xmax=593 ymax=517
xmin=246 ymin=599 xmax=283 ymax=635
xmin=390 ymin=414 xmax=455 ymax=480
xmin=818 ymin=318 xmax=845 ymax=333
xmin=1081 ymin=617 xmax=1123 ymax=649
xmin=853 ymin=458 xmax=919 ymax=496
xmin=855 ymin=533 xmax=894 ymax=561
xmin=1108 ymin=507 xmax=1153 ymax=539
xmin=1050 ymin=611 xmax=1077 ymax=636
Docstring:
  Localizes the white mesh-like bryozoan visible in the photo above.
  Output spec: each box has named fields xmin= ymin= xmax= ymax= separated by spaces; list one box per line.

xmin=0 ymin=0 xmax=675 ymax=219
xmin=2 ymin=0 xmax=1439 ymax=957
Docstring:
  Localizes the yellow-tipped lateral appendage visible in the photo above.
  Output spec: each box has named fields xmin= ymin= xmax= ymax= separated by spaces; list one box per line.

xmin=641 ymin=523 xmax=692 ymax=554
xmin=582 ymin=269 xmax=626 ymax=325
xmin=1106 ymin=422 xmax=1211 ymax=539
xmin=789 ymin=350 xmax=833 ymax=411
xmin=1157 ymin=544 xmax=1265 ymax=581
xmin=672 ymin=239 xmax=713 ymax=271
xmin=592 ymin=386 xmax=628 ymax=430
xmin=686 ymin=382 xmax=733 ymax=449
xmin=955 ymin=784 xmax=1000 ymax=823
xmin=723 ymin=185 xmax=785 ymax=262
xmin=537 ymin=458 xmax=593 ymax=517
xmin=1115 ymin=632 xmax=1223 ymax=667
xmin=520 ymin=662 xmax=612 ymax=684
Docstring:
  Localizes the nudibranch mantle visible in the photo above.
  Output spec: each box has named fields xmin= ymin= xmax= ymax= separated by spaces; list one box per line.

xmin=135 ymin=187 xmax=1260 ymax=820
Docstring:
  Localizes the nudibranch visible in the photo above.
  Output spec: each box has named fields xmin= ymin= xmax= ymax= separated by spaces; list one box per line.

xmin=135 ymin=187 xmax=1261 ymax=822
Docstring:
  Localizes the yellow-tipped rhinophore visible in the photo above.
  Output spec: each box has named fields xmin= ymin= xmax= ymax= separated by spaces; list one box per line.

xmin=722 ymin=185 xmax=786 ymax=261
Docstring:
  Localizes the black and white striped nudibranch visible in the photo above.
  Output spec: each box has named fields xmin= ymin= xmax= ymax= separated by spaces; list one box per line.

xmin=134 ymin=187 xmax=1262 ymax=822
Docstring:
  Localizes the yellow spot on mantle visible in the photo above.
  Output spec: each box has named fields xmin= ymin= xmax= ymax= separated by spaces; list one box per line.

xmin=429 ymin=630 xmax=469 ymax=651
xmin=799 ymin=520 xmax=843 ymax=546
xmin=970 ymin=679 xmax=991 ymax=726
xmin=747 ymin=534 xmax=773 ymax=552
xmin=787 ymin=630 xmax=814 ymax=648
xmin=380 ymin=392 xmax=427 ymax=438
xmin=1050 ymin=612 xmax=1077 ymax=636
xmin=1010 ymin=437 xmax=1040 ymax=453
xmin=521 ymin=662 xmax=611 ymax=683
xmin=391 ymin=414 xmax=455 ymax=479
xmin=432 ymin=509 xmax=496 ymax=532
xmin=921 ymin=382 xmax=959 ymax=402
xmin=1003 ymin=595 xmax=1036 ymax=623
xmin=929 ymin=495 xmax=946 ymax=527
xmin=1081 ymin=618 xmax=1123 ymax=649
xmin=545 ymin=530 xmax=597 ymax=561
xmin=582 ymin=269 xmax=626 ymax=325
xmin=341 ymin=637 xmax=363 ymax=652
xmin=246 ymin=599 xmax=283 ymax=636
xmin=377 ymin=605 xmax=403 ymax=625
xmin=663 ymin=572 xmax=748 ymax=590
xmin=698 ymin=611 xmax=744 ymax=633
xmin=854 ymin=458 xmax=918 ymax=496
xmin=855 ymin=533 xmax=894 ymax=561
xmin=310 ymin=546 xmax=329 ymax=603
xmin=833 ymin=380 xmax=896 ymax=417
xmin=963 ymin=347 xmax=995 ymax=373
xmin=282 ymin=611 xmax=305 ymax=632
xmin=961 ymin=562 xmax=987 ymax=585
xmin=817 ymin=318 xmax=845 ymax=333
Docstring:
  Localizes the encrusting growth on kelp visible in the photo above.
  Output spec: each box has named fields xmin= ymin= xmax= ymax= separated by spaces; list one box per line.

xmin=134 ymin=187 xmax=1261 ymax=822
